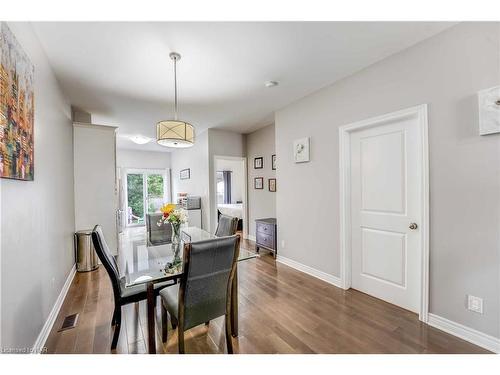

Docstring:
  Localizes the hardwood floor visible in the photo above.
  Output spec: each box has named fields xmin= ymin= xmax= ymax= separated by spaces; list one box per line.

xmin=44 ymin=238 xmax=489 ymax=354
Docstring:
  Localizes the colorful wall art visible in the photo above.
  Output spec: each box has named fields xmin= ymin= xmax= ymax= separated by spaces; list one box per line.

xmin=0 ymin=22 xmax=35 ymax=180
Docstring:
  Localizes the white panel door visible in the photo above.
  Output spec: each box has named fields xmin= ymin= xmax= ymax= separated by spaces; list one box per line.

xmin=350 ymin=115 xmax=422 ymax=312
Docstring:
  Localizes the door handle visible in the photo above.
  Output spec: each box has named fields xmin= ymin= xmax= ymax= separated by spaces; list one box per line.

xmin=409 ymin=223 xmax=418 ymax=230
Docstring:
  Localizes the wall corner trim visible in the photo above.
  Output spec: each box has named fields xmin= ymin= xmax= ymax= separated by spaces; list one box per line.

xmin=32 ymin=265 xmax=76 ymax=354
xmin=427 ymin=313 xmax=500 ymax=353
xmin=276 ymin=255 xmax=342 ymax=288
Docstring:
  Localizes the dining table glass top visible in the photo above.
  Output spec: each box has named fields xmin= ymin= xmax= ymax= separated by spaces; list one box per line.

xmin=119 ymin=226 xmax=258 ymax=288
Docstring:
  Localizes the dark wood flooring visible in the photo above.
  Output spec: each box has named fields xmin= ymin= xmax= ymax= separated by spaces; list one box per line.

xmin=44 ymin=239 xmax=489 ymax=354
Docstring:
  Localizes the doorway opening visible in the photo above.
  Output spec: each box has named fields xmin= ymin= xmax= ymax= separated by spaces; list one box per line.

xmin=213 ymin=156 xmax=248 ymax=239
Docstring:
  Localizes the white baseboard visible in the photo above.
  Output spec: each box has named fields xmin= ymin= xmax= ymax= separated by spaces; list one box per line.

xmin=428 ymin=313 xmax=500 ymax=353
xmin=245 ymin=234 xmax=256 ymax=242
xmin=276 ymin=255 xmax=342 ymax=288
xmin=32 ymin=265 xmax=76 ymax=354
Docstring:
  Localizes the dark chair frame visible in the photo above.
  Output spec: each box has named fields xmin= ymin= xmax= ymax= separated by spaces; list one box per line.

xmin=161 ymin=235 xmax=240 ymax=354
xmin=91 ymin=224 xmax=172 ymax=350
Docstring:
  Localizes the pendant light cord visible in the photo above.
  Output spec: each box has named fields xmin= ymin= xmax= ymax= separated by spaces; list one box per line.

xmin=173 ymin=56 xmax=178 ymax=121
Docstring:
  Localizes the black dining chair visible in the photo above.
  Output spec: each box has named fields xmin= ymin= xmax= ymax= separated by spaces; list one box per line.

xmin=215 ymin=214 xmax=239 ymax=237
xmin=160 ymin=235 xmax=240 ymax=354
xmin=91 ymin=224 xmax=173 ymax=350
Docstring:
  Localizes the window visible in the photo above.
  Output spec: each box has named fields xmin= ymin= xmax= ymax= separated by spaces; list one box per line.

xmin=126 ymin=169 xmax=169 ymax=226
xmin=216 ymin=171 xmax=224 ymax=205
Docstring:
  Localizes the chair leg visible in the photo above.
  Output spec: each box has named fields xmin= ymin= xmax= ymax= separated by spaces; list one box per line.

xmin=161 ymin=302 xmax=168 ymax=343
xmin=171 ymin=315 xmax=178 ymax=329
xmin=111 ymin=307 xmax=122 ymax=350
xmin=225 ymin=315 xmax=233 ymax=354
xmin=178 ymin=328 xmax=185 ymax=354
xmin=111 ymin=307 xmax=117 ymax=326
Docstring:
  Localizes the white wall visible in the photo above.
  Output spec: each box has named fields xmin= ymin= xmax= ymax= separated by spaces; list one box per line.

xmin=170 ymin=131 xmax=210 ymax=231
xmin=216 ymin=158 xmax=245 ymax=204
xmin=74 ymin=124 xmax=118 ymax=253
xmin=208 ymin=129 xmax=245 ymax=233
xmin=246 ymin=124 xmax=276 ymax=237
xmin=116 ymin=149 xmax=171 ymax=170
xmin=1 ymin=22 xmax=75 ymax=349
xmin=275 ymin=23 xmax=500 ymax=338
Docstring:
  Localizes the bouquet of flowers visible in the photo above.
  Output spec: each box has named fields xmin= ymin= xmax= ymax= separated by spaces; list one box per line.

xmin=157 ymin=203 xmax=187 ymax=226
xmin=157 ymin=203 xmax=187 ymax=267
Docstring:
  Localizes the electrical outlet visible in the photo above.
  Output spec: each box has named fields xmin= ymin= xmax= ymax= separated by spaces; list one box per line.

xmin=281 ymin=240 xmax=285 ymax=248
xmin=467 ymin=295 xmax=483 ymax=314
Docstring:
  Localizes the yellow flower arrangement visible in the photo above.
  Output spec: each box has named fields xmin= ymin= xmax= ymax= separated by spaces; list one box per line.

xmin=160 ymin=203 xmax=176 ymax=217
xmin=157 ymin=203 xmax=187 ymax=226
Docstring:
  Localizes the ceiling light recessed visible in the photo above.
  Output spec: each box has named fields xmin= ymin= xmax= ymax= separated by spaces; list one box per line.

xmin=265 ymin=81 xmax=279 ymax=88
xmin=130 ymin=135 xmax=151 ymax=145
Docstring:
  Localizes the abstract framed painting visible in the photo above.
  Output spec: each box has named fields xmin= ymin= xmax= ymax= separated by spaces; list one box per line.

xmin=0 ymin=22 xmax=35 ymax=181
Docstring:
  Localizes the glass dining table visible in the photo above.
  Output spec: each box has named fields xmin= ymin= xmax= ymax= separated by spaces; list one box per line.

xmin=118 ymin=226 xmax=258 ymax=354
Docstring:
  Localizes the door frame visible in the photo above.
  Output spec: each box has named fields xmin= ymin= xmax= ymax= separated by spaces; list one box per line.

xmin=212 ymin=155 xmax=248 ymax=240
xmin=338 ymin=104 xmax=430 ymax=322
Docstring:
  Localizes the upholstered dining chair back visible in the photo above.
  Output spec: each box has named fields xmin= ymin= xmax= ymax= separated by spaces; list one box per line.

xmin=91 ymin=225 xmax=121 ymax=301
xmin=146 ymin=213 xmax=172 ymax=245
xmin=180 ymin=235 xmax=240 ymax=330
xmin=215 ymin=215 xmax=238 ymax=237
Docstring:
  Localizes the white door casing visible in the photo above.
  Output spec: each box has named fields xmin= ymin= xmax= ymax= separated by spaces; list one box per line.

xmin=339 ymin=105 xmax=429 ymax=321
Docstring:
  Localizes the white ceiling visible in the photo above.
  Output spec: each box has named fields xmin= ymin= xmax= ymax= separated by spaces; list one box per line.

xmin=32 ymin=22 xmax=454 ymax=152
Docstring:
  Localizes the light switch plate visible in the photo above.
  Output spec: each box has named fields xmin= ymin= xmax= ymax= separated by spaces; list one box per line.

xmin=467 ymin=295 xmax=483 ymax=314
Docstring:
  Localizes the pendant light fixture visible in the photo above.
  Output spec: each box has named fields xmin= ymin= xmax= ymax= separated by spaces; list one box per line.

xmin=156 ymin=52 xmax=195 ymax=148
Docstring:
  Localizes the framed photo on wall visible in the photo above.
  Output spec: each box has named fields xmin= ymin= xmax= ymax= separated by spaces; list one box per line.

xmin=268 ymin=178 xmax=276 ymax=192
xmin=293 ymin=137 xmax=310 ymax=163
xmin=254 ymin=177 xmax=264 ymax=189
xmin=254 ymin=157 xmax=263 ymax=169
xmin=478 ymin=85 xmax=500 ymax=135
xmin=272 ymin=154 xmax=276 ymax=170
xmin=180 ymin=168 xmax=190 ymax=180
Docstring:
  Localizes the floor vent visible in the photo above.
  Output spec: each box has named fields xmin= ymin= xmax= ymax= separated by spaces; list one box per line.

xmin=58 ymin=313 xmax=79 ymax=332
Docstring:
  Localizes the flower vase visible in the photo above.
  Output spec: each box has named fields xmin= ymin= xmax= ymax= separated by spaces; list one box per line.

xmin=171 ymin=222 xmax=182 ymax=265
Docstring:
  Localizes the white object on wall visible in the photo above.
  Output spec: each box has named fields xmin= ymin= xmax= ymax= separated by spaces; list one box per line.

xmin=293 ymin=137 xmax=310 ymax=163
xmin=478 ymin=85 xmax=500 ymax=135
xmin=74 ymin=123 xmax=119 ymax=255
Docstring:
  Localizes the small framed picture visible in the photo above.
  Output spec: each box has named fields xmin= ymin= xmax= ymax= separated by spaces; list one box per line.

xmin=180 ymin=168 xmax=190 ymax=180
xmin=478 ymin=85 xmax=500 ymax=135
xmin=272 ymin=154 xmax=276 ymax=170
xmin=254 ymin=157 xmax=263 ymax=169
xmin=293 ymin=137 xmax=310 ymax=163
xmin=254 ymin=177 xmax=264 ymax=189
xmin=268 ymin=178 xmax=276 ymax=192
